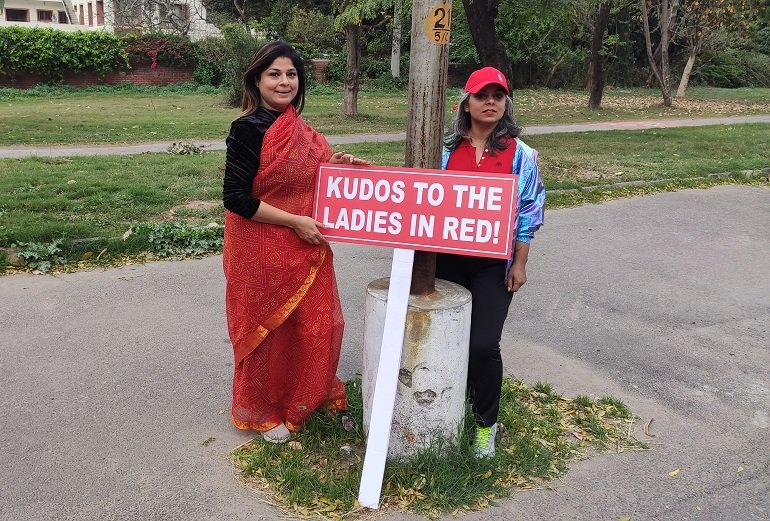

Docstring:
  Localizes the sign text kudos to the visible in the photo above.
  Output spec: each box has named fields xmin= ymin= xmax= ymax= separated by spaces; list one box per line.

xmin=313 ymin=165 xmax=519 ymax=259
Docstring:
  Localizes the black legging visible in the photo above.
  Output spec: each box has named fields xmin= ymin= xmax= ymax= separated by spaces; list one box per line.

xmin=436 ymin=253 xmax=513 ymax=427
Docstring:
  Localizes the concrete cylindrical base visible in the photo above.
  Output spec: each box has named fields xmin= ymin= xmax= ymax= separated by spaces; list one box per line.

xmin=363 ymin=277 xmax=472 ymax=459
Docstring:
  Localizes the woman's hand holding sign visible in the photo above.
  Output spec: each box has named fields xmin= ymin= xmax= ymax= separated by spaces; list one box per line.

xmin=291 ymin=215 xmax=330 ymax=245
xmin=329 ymin=151 xmax=371 ymax=166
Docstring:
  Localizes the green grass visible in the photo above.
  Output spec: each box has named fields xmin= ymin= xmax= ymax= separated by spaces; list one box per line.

xmin=1 ymin=124 xmax=768 ymax=272
xmin=232 ymin=378 xmax=643 ymax=519
xmin=2 ymin=85 xmax=769 ymax=146
xmin=0 ymin=87 xmax=410 ymax=146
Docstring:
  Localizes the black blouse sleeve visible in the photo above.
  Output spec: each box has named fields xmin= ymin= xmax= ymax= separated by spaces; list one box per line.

xmin=222 ymin=110 xmax=277 ymax=219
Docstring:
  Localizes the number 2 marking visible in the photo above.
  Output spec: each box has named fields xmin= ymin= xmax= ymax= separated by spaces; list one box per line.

xmin=433 ymin=7 xmax=446 ymax=29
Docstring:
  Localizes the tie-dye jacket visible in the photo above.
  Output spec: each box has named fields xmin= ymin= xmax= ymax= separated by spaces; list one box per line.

xmin=442 ymin=138 xmax=545 ymax=269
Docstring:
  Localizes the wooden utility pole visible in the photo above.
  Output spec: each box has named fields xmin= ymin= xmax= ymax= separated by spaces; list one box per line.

xmin=405 ymin=0 xmax=452 ymax=295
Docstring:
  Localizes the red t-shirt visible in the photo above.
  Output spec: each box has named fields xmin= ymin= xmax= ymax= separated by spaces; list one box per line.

xmin=446 ymin=137 xmax=517 ymax=175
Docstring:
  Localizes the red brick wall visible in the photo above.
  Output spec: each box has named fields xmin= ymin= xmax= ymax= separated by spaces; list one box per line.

xmin=311 ymin=59 xmax=330 ymax=84
xmin=0 ymin=65 xmax=193 ymax=89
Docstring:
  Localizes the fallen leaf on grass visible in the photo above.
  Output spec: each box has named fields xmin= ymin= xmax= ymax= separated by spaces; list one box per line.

xmin=668 ymin=468 xmax=680 ymax=477
xmin=287 ymin=441 xmax=302 ymax=450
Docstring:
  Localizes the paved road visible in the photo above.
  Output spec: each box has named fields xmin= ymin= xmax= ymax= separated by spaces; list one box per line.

xmin=2 ymin=115 xmax=769 ymax=158
xmin=1 ymin=185 xmax=768 ymax=520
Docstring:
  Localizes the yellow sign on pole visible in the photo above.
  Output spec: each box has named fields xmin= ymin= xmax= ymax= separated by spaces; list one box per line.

xmin=424 ymin=3 xmax=452 ymax=45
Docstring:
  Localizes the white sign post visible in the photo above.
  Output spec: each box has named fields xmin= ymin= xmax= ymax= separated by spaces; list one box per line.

xmin=356 ymin=247 xmax=414 ymax=509
xmin=356 ymin=0 xmax=453 ymax=509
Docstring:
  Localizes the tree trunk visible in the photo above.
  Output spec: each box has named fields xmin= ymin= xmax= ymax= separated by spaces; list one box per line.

xmin=643 ymin=1 xmax=680 ymax=89
xmin=645 ymin=39 xmax=666 ymax=87
xmin=587 ymin=2 xmax=612 ymax=110
xmin=676 ymin=49 xmax=697 ymax=98
xmin=343 ymin=23 xmax=361 ymax=116
xmin=640 ymin=0 xmax=672 ymax=106
xmin=232 ymin=0 xmax=247 ymax=22
xmin=391 ymin=0 xmax=403 ymax=78
xmin=462 ymin=0 xmax=513 ymax=82
xmin=659 ymin=1 xmax=672 ymax=107
xmin=544 ymin=52 xmax=567 ymax=88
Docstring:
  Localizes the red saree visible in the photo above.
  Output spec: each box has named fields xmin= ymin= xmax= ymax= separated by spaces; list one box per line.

xmin=223 ymin=105 xmax=347 ymax=433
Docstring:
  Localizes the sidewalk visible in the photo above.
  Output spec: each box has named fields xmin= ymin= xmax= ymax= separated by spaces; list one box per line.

xmin=1 ymin=185 xmax=768 ymax=520
xmin=2 ymin=115 xmax=769 ymax=159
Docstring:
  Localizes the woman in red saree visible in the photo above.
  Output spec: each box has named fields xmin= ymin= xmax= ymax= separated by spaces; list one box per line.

xmin=222 ymin=42 xmax=369 ymax=443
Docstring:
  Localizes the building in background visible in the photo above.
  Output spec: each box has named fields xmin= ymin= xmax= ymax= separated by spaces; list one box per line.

xmin=1 ymin=1 xmax=84 ymax=30
xmin=0 ymin=0 xmax=218 ymax=39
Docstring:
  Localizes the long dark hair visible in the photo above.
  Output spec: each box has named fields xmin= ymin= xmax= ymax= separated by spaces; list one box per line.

xmin=240 ymin=41 xmax=306 ymax=117
xmin=443 ymin=91 xmax=522 ymax=154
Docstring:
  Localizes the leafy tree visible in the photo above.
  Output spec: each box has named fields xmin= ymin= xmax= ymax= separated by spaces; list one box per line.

xmin=675 ymin=0 xmax=751 ymax=98
xmin=639 ymin=0 xmax=682 ymax=106
xmin=112 ymin=0 xmax=205 ymax=35
xmin=335 ymin=0 xmax=392 ymax=116
xmin=287 ymin=7 xmax=339 ymax=55
xmin=462 ymin=0 xmax=512 ymax=81
xmin=448 ymin=1 xmax=479 ymax=64
xmin=202 ymin=0 xmax=334 ymax=23
xmin=496 ymin=0 xmax=575 ymax=87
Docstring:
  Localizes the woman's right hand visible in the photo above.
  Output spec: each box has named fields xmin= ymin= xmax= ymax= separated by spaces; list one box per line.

xmin=291 ymin=216 xmax=329 ymax=245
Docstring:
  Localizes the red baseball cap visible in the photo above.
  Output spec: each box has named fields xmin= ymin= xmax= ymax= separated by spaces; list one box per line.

xmin=464 ymin=66 xmax=509 ymax=95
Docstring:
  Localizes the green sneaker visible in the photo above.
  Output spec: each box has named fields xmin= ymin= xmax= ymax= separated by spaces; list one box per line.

xmin=473 ymin=423 xmax=498 ymax=458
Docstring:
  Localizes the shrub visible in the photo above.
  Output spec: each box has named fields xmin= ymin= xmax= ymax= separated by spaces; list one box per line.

xmin=14 ymin=238 xmax=67 ymax=273
xmin=191 ymin=23 xmax=263 ymax=103
xmin=360 ymin=54 xmax=391 ymax=79
xmin=749 ymin=26 xmax=770 ymax=56
xmin=121 ymin=33 xmax=195 ymax=68
xmin=541 ymin=49 xmax=588 ymax=89
xmin=287 ymin=7 xmax=339 ymax=56
xmin=0 ymin=26 xmax=128 ymax=80
xmin=131 ymin=221 xmax=223 ymax=259
xmin=324 ymin=51 xmax=347 ymax=83
xmin=222 ymin=24 xmax=264 ymax=106
xmin=693 ymin=32 xmax=770 ymax=88
xmin=192 ymin=35 xmax=230 ymax=86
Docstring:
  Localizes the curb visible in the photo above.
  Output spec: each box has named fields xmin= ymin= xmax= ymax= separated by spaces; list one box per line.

xmin=547 ymin=168 xmax=770 ymax=195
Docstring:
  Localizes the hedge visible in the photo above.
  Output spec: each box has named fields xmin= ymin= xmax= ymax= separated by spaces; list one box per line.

xmin=0 ymin=26 xmax=129 ymax=79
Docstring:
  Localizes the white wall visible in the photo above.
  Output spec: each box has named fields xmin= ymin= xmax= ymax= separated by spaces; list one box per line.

xmin=1 ymin=0 xmax=85 ymax=25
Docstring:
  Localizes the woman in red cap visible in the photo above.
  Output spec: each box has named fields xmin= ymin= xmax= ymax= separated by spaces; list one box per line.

xmin=438 ymin=66 xmax=545 ymax=457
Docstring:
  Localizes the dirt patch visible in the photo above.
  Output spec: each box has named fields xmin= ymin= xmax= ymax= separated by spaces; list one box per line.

xmin=161 ymin=200 xmax=222 ymax=222
xmin=546 ymin=163 xmax=607 ymax=179
xmin=516 ymin=91 xmax=770 ymax=118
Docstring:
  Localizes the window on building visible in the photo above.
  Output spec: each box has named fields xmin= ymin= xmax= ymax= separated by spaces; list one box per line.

xmin=6 ymin=9 xmax=30 ymax=22
xmin=172 ymin=3 xmax=190 ymax=22
xmin=160 ymin=3 xmax=190 ymax=31
xmin=58 ymin=11 xmax=69 ymax=23
xmin=37 ymin=10 xmax=54 ymax=22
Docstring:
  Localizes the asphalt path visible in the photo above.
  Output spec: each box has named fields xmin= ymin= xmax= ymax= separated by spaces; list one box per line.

xmin=1 ymin=115 xmax=769 ymax=158
xmin=1 ymin=184 xmax=768 ymax=520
